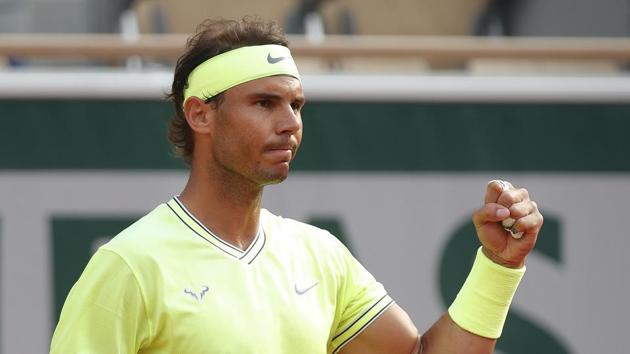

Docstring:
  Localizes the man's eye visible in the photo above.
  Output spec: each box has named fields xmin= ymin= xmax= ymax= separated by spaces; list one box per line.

xmin=256 ymin=100 xmax=271 ymax=108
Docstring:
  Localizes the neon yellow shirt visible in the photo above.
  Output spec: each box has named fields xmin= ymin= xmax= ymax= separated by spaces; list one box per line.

xmin=51 ymin=197 xmax=393 ymax=354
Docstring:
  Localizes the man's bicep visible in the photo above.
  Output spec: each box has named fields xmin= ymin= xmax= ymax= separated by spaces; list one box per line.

xmin=337 ymin=304 xmax=420 ymax=354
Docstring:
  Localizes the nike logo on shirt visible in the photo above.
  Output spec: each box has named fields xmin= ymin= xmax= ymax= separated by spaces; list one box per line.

xmin=294 ymin=281 xmax=319 ymax=295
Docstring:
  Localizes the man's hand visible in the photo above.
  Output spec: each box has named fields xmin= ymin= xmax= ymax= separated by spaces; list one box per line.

xmin=472 ymin=180 xmax=544 ymax=268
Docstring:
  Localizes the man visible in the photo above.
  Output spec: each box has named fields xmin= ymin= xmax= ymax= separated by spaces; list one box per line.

xmin=51 ymin=18 xmax=543 ymax=354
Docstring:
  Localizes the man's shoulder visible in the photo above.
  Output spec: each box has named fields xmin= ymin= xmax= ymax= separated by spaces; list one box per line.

xmin=101 ymin=202 xmax=175 ymax=255
xmin=262 ymin=208 xmax=328 ymax=235
xmin=261 ymin=208 xmax=346 ymax=250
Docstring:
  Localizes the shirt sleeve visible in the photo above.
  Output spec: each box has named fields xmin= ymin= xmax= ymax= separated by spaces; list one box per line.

xmin=50 ymin=248 xmax=151 ymax=354
xmin=328 ymin=240 xmax=394 ymax=354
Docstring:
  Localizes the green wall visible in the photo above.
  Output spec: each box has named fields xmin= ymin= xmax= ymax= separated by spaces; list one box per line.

xmin=1 ymin=100 xmax=629 ymax=171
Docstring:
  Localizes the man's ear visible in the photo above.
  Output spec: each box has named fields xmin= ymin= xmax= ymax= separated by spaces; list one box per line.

xmin=183 ymin=97 xmax=214 ymax=134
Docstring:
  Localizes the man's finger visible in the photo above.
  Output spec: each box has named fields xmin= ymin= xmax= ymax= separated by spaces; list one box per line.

xmin=497 ymin=188 xmax=530 ymax=208
xmin=508 ymin=200 xmax=536 ymax=219
xmin=484 ymin=180 xmax=513 ymax=204
xmin=473 ymin=203 xmax=510 ymax=226
xmin=511 ymin=211 xmax=544 ymax=235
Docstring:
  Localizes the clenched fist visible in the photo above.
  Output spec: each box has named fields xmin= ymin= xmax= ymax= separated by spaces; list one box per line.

xmin=472 ymin=180 xmax=544 ymax=269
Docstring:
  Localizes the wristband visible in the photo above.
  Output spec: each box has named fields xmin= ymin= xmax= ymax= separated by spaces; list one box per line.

xmin=448 ymin=247 xmax=526 ymax=338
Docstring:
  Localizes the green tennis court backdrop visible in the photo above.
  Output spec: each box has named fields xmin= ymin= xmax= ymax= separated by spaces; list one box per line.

xmin=1 ymin=93 xmax=630 ymax=353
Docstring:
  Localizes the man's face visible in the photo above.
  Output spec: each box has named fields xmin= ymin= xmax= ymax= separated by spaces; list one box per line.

xmin=208 ymin=75 xmax=305 ymax=186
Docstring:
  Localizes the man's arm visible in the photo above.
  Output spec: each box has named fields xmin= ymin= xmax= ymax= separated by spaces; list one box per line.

xmin=51 ymin=249 xmax=150 ymax=353
xmin=339 ymin=180 xmax=542 ymax=354
xmin=338 ymin=305 xmax=494 ymax=354
xmin=337 ymin=304 xmax=420 ymax=354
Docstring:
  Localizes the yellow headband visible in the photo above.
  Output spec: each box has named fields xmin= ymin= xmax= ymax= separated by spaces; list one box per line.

xmin=183 ymin=44 xmax=301 ymax=104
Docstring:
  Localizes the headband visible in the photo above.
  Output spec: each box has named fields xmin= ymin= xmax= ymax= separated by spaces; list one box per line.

xmin=183 ymin=44 xmax=301 ymax=105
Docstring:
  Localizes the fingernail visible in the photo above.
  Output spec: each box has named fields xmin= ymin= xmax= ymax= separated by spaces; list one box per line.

xmin=496 ymin=208 xmax=510 ymax=218
xmin=488 ymin=179 xmax=507 ymax=191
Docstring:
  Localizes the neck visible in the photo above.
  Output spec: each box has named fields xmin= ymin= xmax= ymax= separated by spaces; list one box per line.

xmin=178 ymin=161 xmax=263 ymax=251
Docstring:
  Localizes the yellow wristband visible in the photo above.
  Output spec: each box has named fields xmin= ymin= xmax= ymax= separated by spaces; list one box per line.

xmin=448 ymin=247 xmax=526 ymax=338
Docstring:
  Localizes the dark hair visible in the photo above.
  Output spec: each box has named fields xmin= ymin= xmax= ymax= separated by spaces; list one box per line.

xmin=167 ymin=18 xmax=290 ymax=165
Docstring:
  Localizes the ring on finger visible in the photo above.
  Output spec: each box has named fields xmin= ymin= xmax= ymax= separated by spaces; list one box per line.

xmin=501 ymin=217 xmax=524 ymax=239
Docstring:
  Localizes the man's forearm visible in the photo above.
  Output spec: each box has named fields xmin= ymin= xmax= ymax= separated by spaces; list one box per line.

xmin=418 ymin=314 xmax=496 ymax=354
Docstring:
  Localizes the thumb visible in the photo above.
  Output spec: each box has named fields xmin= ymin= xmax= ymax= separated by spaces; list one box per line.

xmin=473 ymin=203 xmax=510 ymax=226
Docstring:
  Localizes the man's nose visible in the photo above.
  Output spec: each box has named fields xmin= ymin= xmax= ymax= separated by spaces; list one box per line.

xmin=277 ymin=104 xmax=301 ymax=135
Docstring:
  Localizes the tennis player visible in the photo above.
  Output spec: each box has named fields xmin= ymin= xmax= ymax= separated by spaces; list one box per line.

xmin=50 ymin=18 xmax=543 ymax=354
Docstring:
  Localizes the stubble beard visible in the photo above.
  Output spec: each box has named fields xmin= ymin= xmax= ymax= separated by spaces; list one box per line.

xmin=212 ymin=141 xmax=296 ymax=190
xmin=253 ymin=145 xmax=298 ymax=186
xmin=214 ymin=157 xmax=291 ymax=191
xmin=254 ymin=162 xmax=290 ymax=186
